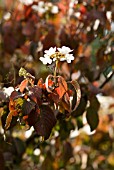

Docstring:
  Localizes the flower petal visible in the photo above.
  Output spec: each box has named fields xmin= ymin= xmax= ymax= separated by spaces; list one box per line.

xmin=44 ymin=47 xmax=56 ymax=56
xmin=57 ymin=46 xmax=73 ymax=54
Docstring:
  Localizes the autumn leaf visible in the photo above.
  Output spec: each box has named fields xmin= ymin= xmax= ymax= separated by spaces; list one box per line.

xmin=19 ymin=79 xmax=28 ymax=93
xmin=37 ymin=78 xmax=46 ymax=89
xmin=67 ymin=80 xmax=81 ymax=112
xmin=28 ymin=86 xmax=42 ymax=105
xmin=55 ymin=76 xmax=68 ymax=99
xmin=5 ymin=111 xmax=15 ymax=130
xmin=22 ymin=100 xmax=36 ymax=115
xmin=34 ymin=105 xmax=56 ymax=140
xmin=46 ymin=75 xmax=68 ymax=99
xmin=27 ymin=106 xmax=40 ymax=127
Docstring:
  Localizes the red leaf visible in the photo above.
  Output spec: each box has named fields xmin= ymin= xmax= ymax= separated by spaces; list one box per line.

xmin=22 ymin=100 xmax=36 ymax=115
xmin=34 ymin=105 xmax=56 ymax=140
xmin=28 ymin=86 xmax=42 ymax=105
xmin=27 ymin=107 xmax=40 ymax=126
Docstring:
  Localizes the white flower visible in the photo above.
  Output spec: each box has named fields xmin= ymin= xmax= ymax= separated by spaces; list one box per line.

xmin=64 ymin=54 xmax=74 ymax=63
xmin=39 ymin=46 xmax=74 ymax=65
xmin=58 ymin=46 xmax=74 ymax=63
xmin=39 ymin=56 xmax=52 ymax=65
xmin=51 ymin=5 xmax=59 ymax=14
xmin=32 ymin=1 xmax=46 ymax=14
xmin=57 ymin=46 xmax=73 ymax=54
xmin=38 ymin=1 xmax=45 ymax=7
xmin=19 ymin=0 xmax=34 ymax=5
xmin=32 ymin=1 xmax=59 ymax=15
xmin=39 ymin=47 xmax=56 ymax=65
xmin=3 ymin=87 xmax=14 ymax=96
xmin=44 ymin=47 xmax=56 ymax=56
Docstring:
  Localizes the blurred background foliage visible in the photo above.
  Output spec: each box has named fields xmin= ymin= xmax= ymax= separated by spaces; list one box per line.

xmin=0 ymin=0 xmax=114 ymax=169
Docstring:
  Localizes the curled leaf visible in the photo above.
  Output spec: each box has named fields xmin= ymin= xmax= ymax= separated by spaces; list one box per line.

xmin=45 ymin=75 xmax=55 ymax=93
xmin=68 ymin=80 xmax=81 ymax=112
xmin=45 ymin=75 xmax=68 ymax=99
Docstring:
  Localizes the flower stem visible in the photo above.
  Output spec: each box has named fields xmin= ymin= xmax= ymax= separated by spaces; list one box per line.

xmin=54 ymin=60 xmax=58 ymax=84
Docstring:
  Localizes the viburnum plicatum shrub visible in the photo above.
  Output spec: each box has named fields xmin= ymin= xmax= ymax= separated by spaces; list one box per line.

xmin=3 ymin=46 xmax=81 ymax=140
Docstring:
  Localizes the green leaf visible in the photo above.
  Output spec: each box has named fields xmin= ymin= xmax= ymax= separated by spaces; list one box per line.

xmin=86 ymin=107 xmax=99 ymax=131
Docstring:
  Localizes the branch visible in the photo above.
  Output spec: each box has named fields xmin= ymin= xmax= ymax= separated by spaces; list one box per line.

xmin=99 ymin=71 xmax=114 ymax=89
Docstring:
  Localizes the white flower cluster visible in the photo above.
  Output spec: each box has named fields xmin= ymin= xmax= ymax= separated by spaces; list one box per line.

xmin=19 ymin=0 xmax=34 ymax=6
xmin=40 ymin=46 xmax=74 ymax=65
xmin=32 ymin=1 xmax=59 ymax=14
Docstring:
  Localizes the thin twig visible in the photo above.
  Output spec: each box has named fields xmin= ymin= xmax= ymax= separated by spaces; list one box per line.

xmin=99 ymin=71 xmax=114 ymax=89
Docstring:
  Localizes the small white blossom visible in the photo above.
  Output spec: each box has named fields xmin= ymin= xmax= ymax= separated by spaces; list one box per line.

xmin=65 ymin=53 xmax=74 ymax=63
xmin=39 ymin=46 xmax=74 ymax=65
xmin=58 ymin=46 xmax=74 ymax=63
xmin=32 ymin=1 xmax=46 ymax=14
xmin=3 ymin=87 xmax=14 ymax=97
xmin=19 ymin=0 xmax=34 ymax=5
xmin=32 ymin=1 xmax=47 ymax=14
xmin=38 ymin=1 xmax=45 ymax=7
xmin=44 ymin=47 xmax=56 ymax=57
xmin=39 ymin=47 xmax=56 ymax=65
xmin=51 ymin=5 xmax=59 ymax=14
xmin=57 ymin=46 xmax=73 ymax=54
xmin=32 ymin=1 xmax=59 ymax=15
xmin=40 ymin=56 xmax=52 ymax=65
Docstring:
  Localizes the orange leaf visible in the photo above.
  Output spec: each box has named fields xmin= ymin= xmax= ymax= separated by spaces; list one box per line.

xmin=23 ymin=115 xmax=28 ymax=121
xmin=37 ymin=78 xmax=46 ymax=89
xmin=19 ymin=79 xmax=28 ymax=92
xmin=55 ymin=76 xmax=68 ymax=99
xmin=5 ymin=111 xmax=13 ymax=130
